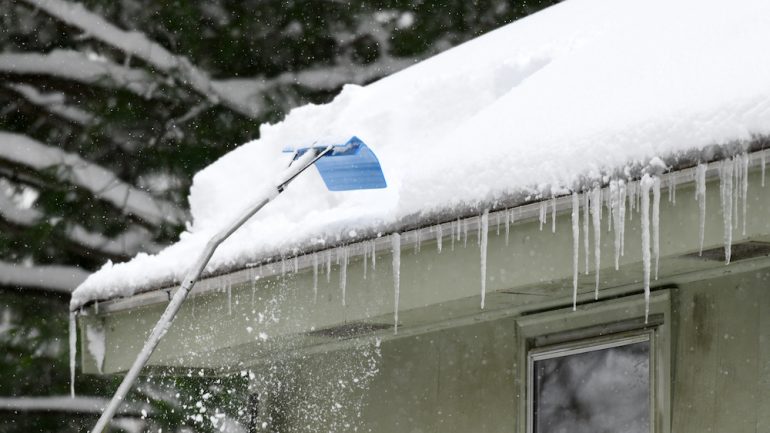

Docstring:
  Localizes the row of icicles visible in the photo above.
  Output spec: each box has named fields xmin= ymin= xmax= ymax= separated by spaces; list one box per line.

xmin=68 ymin=152 xmax=764 ymax=398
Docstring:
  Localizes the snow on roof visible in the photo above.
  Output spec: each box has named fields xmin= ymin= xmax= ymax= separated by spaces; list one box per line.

xmin=71 ymin=0 xmax=770 ymax=309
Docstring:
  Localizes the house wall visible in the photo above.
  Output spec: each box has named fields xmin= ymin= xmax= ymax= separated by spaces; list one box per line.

xmin=257 ymin=268 xmax=769 ymax=433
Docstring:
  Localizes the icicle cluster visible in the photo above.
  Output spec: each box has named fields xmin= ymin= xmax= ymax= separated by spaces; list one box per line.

xmin=231 ymin=151 xmax=766 ymax=337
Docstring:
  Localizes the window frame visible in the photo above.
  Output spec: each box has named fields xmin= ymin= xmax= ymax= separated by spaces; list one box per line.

xmin=514 ymin=290 xmax=672 ymax=433
xmin=527 ymin=329 xmax=654 ymax=433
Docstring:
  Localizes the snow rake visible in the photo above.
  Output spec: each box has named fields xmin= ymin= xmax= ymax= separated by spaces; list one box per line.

xmin=91 ymin=137 xmax=386 ymax=432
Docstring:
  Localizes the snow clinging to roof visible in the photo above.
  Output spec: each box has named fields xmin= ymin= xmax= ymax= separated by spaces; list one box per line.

xmin=73 ymin=0 xmax=770 ymax=308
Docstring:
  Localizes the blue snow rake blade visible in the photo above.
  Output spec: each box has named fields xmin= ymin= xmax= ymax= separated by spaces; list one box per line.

xmin=288 ymin=136 xmax=387 ymax=191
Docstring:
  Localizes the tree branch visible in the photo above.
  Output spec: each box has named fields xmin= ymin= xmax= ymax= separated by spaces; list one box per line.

xmin=21 ymin=0 xmax=260 ymax=118
xmin=0 ymin=131 xmax=186 ymax=227
xmin=0 ymin=50 xmax=159 ymax=97
xmin=0 ymin=183 xmax=161 ymax=259
xmin=6 ymin=82 xmax=95 ymax=126
xmin=0 ymin=261 xmax=89 ymax=293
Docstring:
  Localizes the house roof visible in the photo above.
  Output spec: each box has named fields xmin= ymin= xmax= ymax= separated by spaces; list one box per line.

xmin=71 ymin=0 xmax=770 ymax=309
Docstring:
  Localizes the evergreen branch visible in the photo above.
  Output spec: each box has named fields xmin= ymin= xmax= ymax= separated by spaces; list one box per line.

xmin=6 ymin=82 xmax=95 ymax=126
xmin=0 ymin=50 xmax=159 ymax=97
xmin=21 ymin=0 xmax=261 ymax=118
xmin=0 ymin=185 xmax=161 ymax=260
xmin=0 ymin=131 xmax=187 ymax=227
xmin=0 ymin=261 xmax=89 ymax=293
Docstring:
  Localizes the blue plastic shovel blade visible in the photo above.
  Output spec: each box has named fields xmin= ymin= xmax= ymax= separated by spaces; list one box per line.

xmin=289 ymin=137 xmax=387 ymax=191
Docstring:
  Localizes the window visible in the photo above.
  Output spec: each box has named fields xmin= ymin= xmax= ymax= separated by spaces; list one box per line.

xmin=514 ymin=290 xmax=671 ymax=433
xmin=529 ymin=333 xmax=651 ymax=433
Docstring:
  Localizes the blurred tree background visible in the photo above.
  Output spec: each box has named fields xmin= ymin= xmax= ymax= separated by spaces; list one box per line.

xmin=0 ymin=0 xmax=560 ymax=431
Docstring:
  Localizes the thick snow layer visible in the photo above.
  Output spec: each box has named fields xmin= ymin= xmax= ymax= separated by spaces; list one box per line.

xmin=72 ymin=0 xmax=770 ymax=308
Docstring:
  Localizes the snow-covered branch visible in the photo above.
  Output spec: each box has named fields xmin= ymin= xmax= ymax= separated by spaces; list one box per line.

xmin=0 ymin=261 xmax=89 ymax=293
xmin=0 ymin=131 xmax=186 ymax=227
xmin=21 ymin=0 xmax=260 ymax=118
xmin=17 ymin=0 xmax=419 ymax=119
xmin=0 ymin=50 xmax=158 ymax=97
xmin=0 ymin=395 xmax=150 ymax=415
xmin=0 ymin=184 xmax=161 ymax=259
xmin=6 ymin=82 xmax=95 ymax=125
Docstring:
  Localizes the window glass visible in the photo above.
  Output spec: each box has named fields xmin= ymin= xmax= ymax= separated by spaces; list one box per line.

xmin=532 ymin=339 xmax=650 ymax=433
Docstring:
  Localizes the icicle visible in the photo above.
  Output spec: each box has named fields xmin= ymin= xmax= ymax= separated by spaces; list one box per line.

xmin=695 ymin=164 xmax=707 ymax=255
xmin=583 ymin=191 xmax=590 ymax=275
xmin=590 ymin=187 xmax=602 ymax=298
xmin=280 ymin=257 xmax=286 ymax=276
xmin=619 ymin=180 xmax=627 ymax=256
xmin=227 ymin=281 xmax=232 ymax=315
xmin=496 ymin=213 xmax=501 ymax=236
xmin=312 ymin=253 xmax=319 ymax=303
xmin=340 ymin=247 xmax=348 ymax=306
xmin=551 ymin=197 xmax=557 ymax=233
xmin=69 ymin=311 xmax=77 ymax=398
xmin=451 ymin=221 xmax=456 ymax=251
xmin=391 ymin=233 xmax=401 ymax=334
xmin=671 ymin=177 xmax=677 ymax=205
xmin=640 ymin=175 xmax=653 ymax=323
xmin=415 ymin=228 xmax=422 ymax=253
xmin=733 ymin=157 xmax=740 ymax=230
xmin=456 ymin=218 xmax=461 ymax=241
xmin=720 ymin=160 xmax=733 ymax=264
xmin=477 ymin=216 xmax=482 ymax=246
xmin=293 ymin=255 xmax=298 ymax=273
xmin=539 ymin=201 xmax=547 ymax=231
xmin=363 ymin=242 xmax=368 ymax=280
xmin=611 ymin=181 xmax=621 ymax=270
xmin=436 ymin=224 xmax=443 ymax=253
xmin=652 ymin=176 xmax=661 ymax=280
xmin=740 ymin=153 xmax=749 ymax=236
xmin=463 ymin=219 xmax=468 ymax=248
xmin=762 ymin=152 xmax=766 ymax=187
xmin=480 ymin=210 xmax=489 ymax=309
xmin=571 ymin=193 xmax=580 ymax=311
xmin=606 ymin=187 xmax=613 ymax=233
xmin=325 ymin=251 xmax=332 ymax=283
xmin=628 ymin=181 xmax=636 ymax=220
xmin=371 ymin=241 xmax=376 ymax=270
xmin=505 ymin=210 xmax=511 ymax=246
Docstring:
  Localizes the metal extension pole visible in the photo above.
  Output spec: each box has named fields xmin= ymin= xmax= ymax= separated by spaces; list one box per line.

xmin=90 ymin=147 xmax=330 ymax=432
